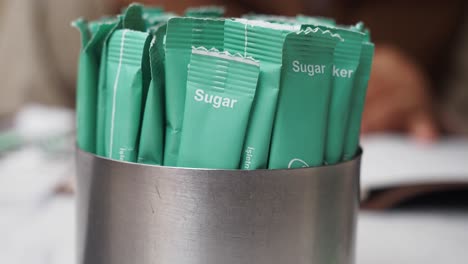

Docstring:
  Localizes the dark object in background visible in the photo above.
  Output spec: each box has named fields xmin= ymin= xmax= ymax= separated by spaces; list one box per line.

xmin=362 ymin=183 xmax=468 ymax=210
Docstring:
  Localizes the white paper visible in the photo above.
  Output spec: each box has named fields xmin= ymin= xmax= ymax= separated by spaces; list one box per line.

xmin=361 ymin=134 xmax=468 ymax=191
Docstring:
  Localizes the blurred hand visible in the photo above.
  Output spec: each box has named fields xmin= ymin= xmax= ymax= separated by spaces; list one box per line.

xmin=362 ymin=45 xmax=439 ymax=141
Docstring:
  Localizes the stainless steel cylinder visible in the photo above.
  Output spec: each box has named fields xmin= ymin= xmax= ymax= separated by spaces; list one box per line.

xmin=76 ymin=148 xmax=361 ymax=264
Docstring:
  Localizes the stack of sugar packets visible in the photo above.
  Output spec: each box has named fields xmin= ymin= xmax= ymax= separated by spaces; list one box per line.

xmin=74 ymin=3 xmax=374 ymax=170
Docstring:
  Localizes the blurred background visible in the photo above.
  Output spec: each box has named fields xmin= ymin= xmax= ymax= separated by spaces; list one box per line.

xmin=0 ymin=0 xmax=467 ymax=263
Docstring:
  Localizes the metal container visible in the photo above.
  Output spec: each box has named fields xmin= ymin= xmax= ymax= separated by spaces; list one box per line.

xmin=76 ymin=148 xmax=361 ymax=264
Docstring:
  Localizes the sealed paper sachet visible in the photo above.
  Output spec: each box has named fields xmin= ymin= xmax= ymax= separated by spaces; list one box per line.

xmin=296 ymin=15 xmax=336 ymax=26
xmin=145 ymin=13 xmax=177 ymax=28
xmin=95 ymin=19 xmax=122 ymax=157
xmin=95 ymin=3 xmax=147 ymax=156
xmin=137 ymin=24 xmax=167 ymax=165
xmin=104 ymin=29 xmax=152 ymax=162
xmin=224 ymin=19 xmax=298 ymax=169
xmin=241 ymin=14 xmax=300 ymax=25
xmin=163 ymin=17 xmax=225 ymax=166
xmin=125 ymin=4 xmax=173 ymax=28
xmin=73 ymin=19 xmax=116 ymax=154
xmin=88 ymin=17 xmax=119 ymax=37
xmin=185 ymin=6 xmax=225 ymax=18
xmin=142 ymin=6 xmax=164 ymax=17
xmin=243 ymin=14 xmax=336 ymax=27
xmin=321 ymin=26 xmax=365 ymax=164
xmin=177 ymin=48 xmax=260 ymax=169
xmin=343 ymin=41 xmax=374 ymax=160
xmin=269 ymin=27 xmax=342 ymax=169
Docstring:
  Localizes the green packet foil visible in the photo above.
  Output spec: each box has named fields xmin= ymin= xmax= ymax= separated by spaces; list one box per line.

xmin=224 ymin=19 xmax=298 ymax=169
xmin=142 ymin=6 xmax=164 ymax=16
xmin=185 ymin=6 xmax=225 ymax=18
xmin=242 ymin=14 xmax=299 ymax=25
xmin=137 ymin=23 xmax=167 ymax=165
xmin=296 ymin=14 xmax=336 ymax=26
xmin=73 ymin=19 xmax=115 ymax=153
xmin=163 ymin=17 xmax=225 ymax=166
xmin=320 ymin=26 xmax=365 ymax=164
xmin=88 ymin=17 xmax=119 ymax=37
xmin=145 ymin=13 xmax=177 ymax=28
xmin=177 ymin=48 xmax=260 ymax=169
xmin=95 ymin=20 xmax=120 ymax=156
xmin=343 ymin=41 xmax=374 ymax=160
xmin=122 ymin=5 xmax=163 ymax=22
xmin=104 ymin=29 xmax=152 ymax=161
xmin=95 ymin=3 xmax=146 ymax=156
xmin=269 ymin=27 xmax=342 ymax=169
xmin=242 ymin=14 xmax=336 ymax=27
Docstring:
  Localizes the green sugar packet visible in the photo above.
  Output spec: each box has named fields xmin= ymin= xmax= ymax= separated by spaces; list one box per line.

xmin=241 ymin=14 xmax=298 ymax=25
xmin=88 ymin=17 xmax=119 ymax=37
xmin=95 ymin=3 xmax=146 ymax=156
xmin=352 ymin=21 xmax=365 ymax=33
xmin=142 ymin=6 xmax=164 ymax=17
xmin=296 ymin=15 xmax=336 ymax=26
xmin=73 ymin=18 xmax=116 ymax=154
xmin=122 ymin=5 xmax=163 ymax=16
xmin=95 ymin=19 xmax=121 ymax=156
xmin=224 ymin=19 xmax=298 ymax=170
xmin=163 ymin=17 xmax=225 ymax=166
xmin=321 ymin=26 xmax=365 ymax=164
xmin=185 ymin=6 xmax=225 ymax=18
xmin=269 ymin=28 xmax=342 ymax=169
xmin=104 ymin=29 xmax=152 ymax=161
xmin=363 ymin=28 xmax=371 ymax=41
xmin=351 ymin=21 xmax=372 ymax=40
xmin=145 ymin=13 xmax=177 ymax=28
xmin=343 ymin=41 xmax=374 ymax=160
xmin=243 ymin=14 xmax=336 ymax=27
xmin=177 ymin=48 xmax=260 ymax=169
xmin=122 ymin=4 xmax=166 ymax=29
xmin=137 ymin=23 xmax=167 ymax=165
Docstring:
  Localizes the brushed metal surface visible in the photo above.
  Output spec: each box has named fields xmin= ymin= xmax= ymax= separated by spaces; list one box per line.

xmin=76 ymin=149 xmax=360 ymax=264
